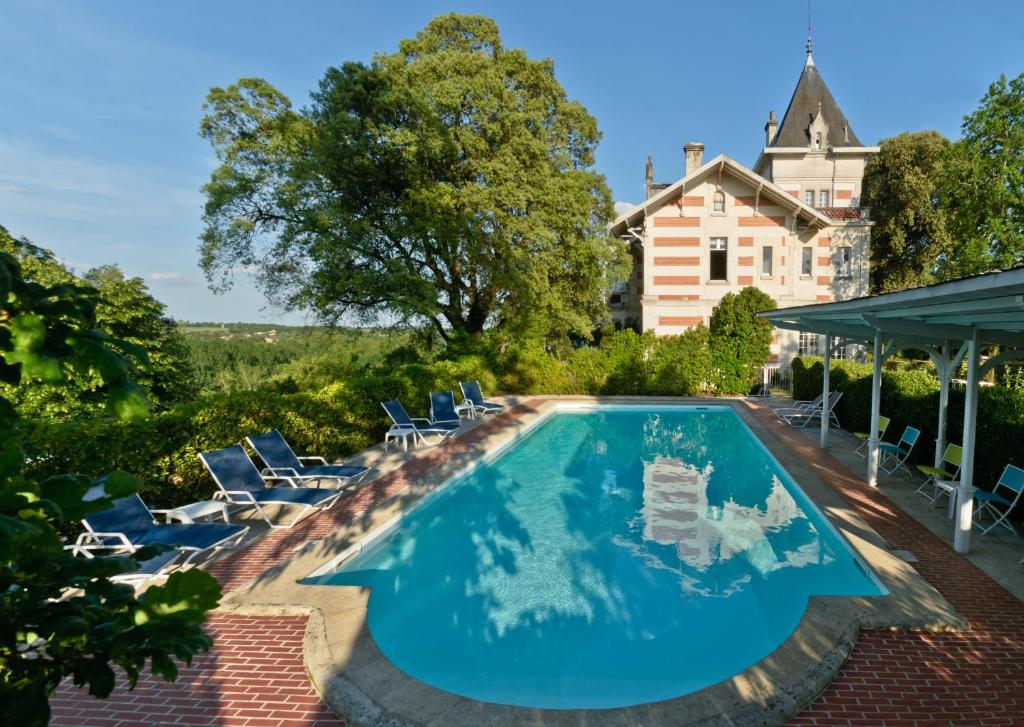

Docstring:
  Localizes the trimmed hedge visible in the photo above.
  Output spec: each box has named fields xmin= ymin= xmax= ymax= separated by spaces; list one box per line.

xmin=792 ymin=356 xmax=1024 ymax=490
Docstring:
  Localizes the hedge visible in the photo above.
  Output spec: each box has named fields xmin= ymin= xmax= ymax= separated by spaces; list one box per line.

xmin=792 ymin=356 xmax=1024 ymax=491
xmin=20 ymin=326 xmax=771 ymax=516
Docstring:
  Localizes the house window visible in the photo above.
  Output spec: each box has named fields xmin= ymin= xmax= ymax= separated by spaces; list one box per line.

xmin=709 ymin=237 xmax=728 ymax=281
xmin=712 ymin=189 xmax=725 ymax=214
xmin=804 ymin=190 xmax=815 ymax=206
xmin=798 ymin=331 xmax=820 ymax=356
xmin=833 ymin=344 xmax=849 ymax=360
xmin=801 ymin=247 xmax=813 ymax=276
xmin=835 ymin=247 xmax=852 ymax=278
xmin=761 ymin=246 xmax=773 ymax=277
xmin=819 ymin=190 xmax=831 ymax=207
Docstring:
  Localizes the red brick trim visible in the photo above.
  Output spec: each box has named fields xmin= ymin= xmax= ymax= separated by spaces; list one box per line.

xmin=653 ymin=256 xmax=700 ymax=266
xmin=659 ymin=316 xmax=702 ymax=326
xmin=653 ymin=216 xmax=700 ymax=227
xmin=738 ymin=215 xmax=786 ymax=227
xmin=653 ymin=275 xmax=700 ymax=286
xmin=653 ymin=236 xmax=700 ymax=247
xmin=738 ymin=236 xmax=754 ymax=247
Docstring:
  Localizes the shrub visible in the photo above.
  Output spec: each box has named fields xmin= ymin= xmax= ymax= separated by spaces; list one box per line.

xmin=791 ymin=355 xmax=1024 ymax=489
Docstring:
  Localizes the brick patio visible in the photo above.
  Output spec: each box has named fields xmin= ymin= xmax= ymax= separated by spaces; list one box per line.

xmin=52 ymin=399 xmax=1024 ymax=726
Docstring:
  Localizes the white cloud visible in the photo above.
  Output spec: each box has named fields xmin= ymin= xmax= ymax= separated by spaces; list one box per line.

xmin=614 ymin=201 xmax=637 ymax=217
xmin=149 ymin=271 xmax=185 ymax=282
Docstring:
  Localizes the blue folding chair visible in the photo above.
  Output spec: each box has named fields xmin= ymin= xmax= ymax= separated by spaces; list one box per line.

xmin=200 ymin=444 xmax=346 ymax=528
xmin=246 ymin=429 xmax=369 ymax=488
xmin=973 ymin=464 xmax=1024 ymax=536
xmin=878 ymin=426 xmax=921 ymax=476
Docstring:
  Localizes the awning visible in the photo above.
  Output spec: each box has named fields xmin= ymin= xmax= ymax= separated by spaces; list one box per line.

xmin=758 ymin=267 xmax=1024 ymax=554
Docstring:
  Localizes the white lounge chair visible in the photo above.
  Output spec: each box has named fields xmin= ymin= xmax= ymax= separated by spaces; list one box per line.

xmin=780 ymin=391 xmax=842 ymax=429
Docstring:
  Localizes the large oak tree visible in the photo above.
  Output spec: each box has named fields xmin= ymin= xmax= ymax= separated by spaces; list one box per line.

xmin=199 ymin=14 xmax=624 ymax=343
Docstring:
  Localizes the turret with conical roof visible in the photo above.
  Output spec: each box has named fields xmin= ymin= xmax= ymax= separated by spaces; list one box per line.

xmin=753 ymin=46 xmax=878 ymax=209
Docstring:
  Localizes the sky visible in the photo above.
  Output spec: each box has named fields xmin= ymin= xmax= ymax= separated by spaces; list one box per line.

xmin=1 ymin=1 xmax=1022 ymax=323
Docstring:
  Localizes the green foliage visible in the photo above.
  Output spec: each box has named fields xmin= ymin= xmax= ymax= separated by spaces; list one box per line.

xmin=942 ymin=72 xmax=1024 ymax=277
xmin=199 ymin=14 xmax=626 ymax=344
xmin=792 ymin=356 xmax=1024 ymax=490
xmin=709 ymin=287 xmax=776 ymax=394
xmin=0 ymin=226 xmax=195 ymax=419
xmin=862 ymin=131 xmax=954 ymax=292
xmin=0 ymin=250 xmax=220 ymax=724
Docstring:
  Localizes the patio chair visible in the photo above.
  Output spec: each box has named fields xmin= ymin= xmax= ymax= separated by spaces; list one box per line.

xmin=973 ymin=464 xmax=1024 ymax=536
xmin=853 ymin=415 xmax=890 ymax=457
xmin=246 ymin=429 xmax=370 ymax=488
xmin=780 ymin=391 xmax=842 ymax=429
xmin=877 ymin=426 xmax=921 ymax=476
xmin=77 ymin=493 xmax=249 ymax=567
xmin=381 ymin=398 xmax=460 ymax=449
xmin=200 ymin=444 xmax=346 ymax=529
xmin=914 ymin=443 xmax=963 ymax=505
xmin=460 ymin=380 xmax=504 ymax=416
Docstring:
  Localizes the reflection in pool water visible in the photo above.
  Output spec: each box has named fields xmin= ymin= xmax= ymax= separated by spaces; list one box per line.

xmin=306 ymin=407 xmax=883 ymax=709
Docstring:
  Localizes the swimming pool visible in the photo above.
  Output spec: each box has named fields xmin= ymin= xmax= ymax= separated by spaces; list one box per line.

xmin=307 ymin=405 xmax=884 ymax=709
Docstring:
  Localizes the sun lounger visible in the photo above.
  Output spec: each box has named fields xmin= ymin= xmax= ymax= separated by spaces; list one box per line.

xmin=78 ymin=494 xmax=248 ymax=567
xmin=200 ymin=444 xmax=346 ymax=528
xmin=246 ymin=429 xmax=369 ymax=488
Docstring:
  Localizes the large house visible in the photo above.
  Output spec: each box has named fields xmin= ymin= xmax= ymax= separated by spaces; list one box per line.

xmin=609 ymin=45 xmax=877 ymax=366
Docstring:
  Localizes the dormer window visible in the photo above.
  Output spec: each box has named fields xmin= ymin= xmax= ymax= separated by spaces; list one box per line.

xmin=815 ymin=132 xmax=822 ymax=150
xmin=712 ymin=190 xmax=725 ymax=214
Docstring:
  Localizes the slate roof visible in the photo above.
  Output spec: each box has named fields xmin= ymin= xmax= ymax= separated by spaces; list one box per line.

xmin=772 ymin=56 xmax=863 ymax=148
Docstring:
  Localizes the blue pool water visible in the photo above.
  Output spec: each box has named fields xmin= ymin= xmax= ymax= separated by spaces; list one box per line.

xmin=307 ymin=406 xmax=884 ymax=709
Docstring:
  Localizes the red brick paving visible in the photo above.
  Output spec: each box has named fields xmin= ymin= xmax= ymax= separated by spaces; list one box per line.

xmin=51 ymin=615 xmax=340 ymax=726
xmin=52 ymin=399 xmax=1024 ymax=725
xmin=741 ymin=403 xmax=1024 ymax=726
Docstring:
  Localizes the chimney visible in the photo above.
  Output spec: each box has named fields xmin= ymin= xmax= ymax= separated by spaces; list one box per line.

xmin=765 ymin=110 xmax=778 ymax=146
xmin=645 ymin=154 xmax=654 ymax=199
xmin=684 ymin=142 xmax=704 ymax=177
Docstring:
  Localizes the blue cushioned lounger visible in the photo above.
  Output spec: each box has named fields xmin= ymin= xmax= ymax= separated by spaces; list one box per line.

xmin=381 ymin=398 xmax=460 ymax=448
xmin=246 ymin=429 xmax=369 ymax=488
xmin=460 ymin=380 xmax=504 ymax=416
xmin=200 ymin=444 xmax=345 ymax=528
xmin=79 ymin=494 xmax=248 ymax=567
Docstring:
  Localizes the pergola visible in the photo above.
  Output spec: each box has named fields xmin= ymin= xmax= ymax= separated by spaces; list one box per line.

xmin=760 ymin=267 xmax=1024 ymax=554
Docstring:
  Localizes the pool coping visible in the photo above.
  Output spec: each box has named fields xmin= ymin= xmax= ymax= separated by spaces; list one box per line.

xmin=217 ymin=397 xmax=967 ymax=727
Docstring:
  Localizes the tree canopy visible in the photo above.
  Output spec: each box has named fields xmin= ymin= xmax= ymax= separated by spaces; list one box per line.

xmin=199 ymin=13 xmax=625 ymax=344
xmin=862 ymin=131 xmax=953 ymax=293
xmin=942 ymin=72 xmax=1024 ymax=277
xmin=709 ymin=287 xmax=776 ymax=394
xmin=0 ymin=250 xmax=220 ymax=724
xmin=0 ymin=226 xmax=195 ymax=419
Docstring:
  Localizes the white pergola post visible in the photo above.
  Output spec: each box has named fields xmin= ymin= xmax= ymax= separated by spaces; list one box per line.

xmin=821 ymin=332 xmax=832 ymax=448
xmin=867 ymin=330 xmax=883 ymax=487
xmin=935 ymin=340 xmax=950 ymax=469
xmin=954 ymin=327 xmax=981 ymax=554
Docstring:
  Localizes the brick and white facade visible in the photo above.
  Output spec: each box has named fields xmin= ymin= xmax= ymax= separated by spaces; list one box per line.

xmin=610 ymin=50 xmax=878 ymax=367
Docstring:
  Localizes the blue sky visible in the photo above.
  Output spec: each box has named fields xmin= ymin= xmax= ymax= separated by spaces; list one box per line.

xmin=2 ymin=1 xmax=1022 ymax=323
